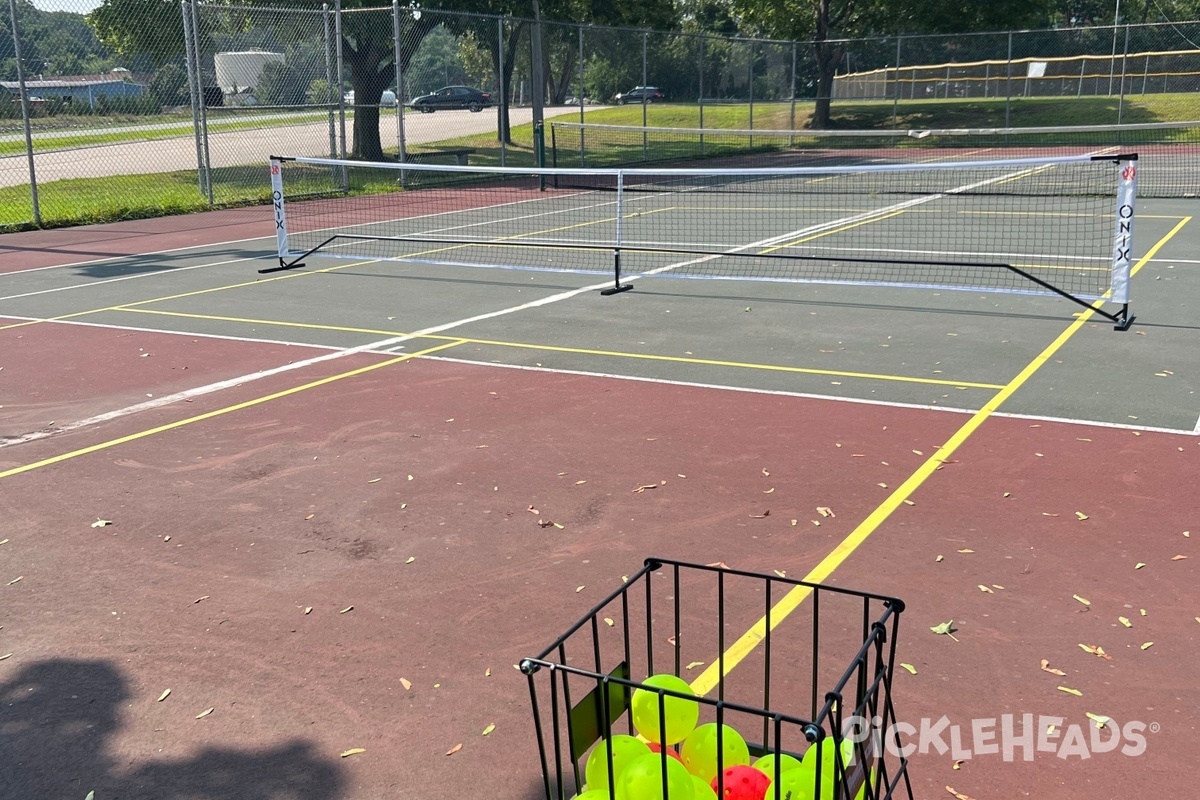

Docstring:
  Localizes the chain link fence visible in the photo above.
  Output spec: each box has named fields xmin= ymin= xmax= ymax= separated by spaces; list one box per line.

xmin=4 ymin=0 xmax=1200 ymax=232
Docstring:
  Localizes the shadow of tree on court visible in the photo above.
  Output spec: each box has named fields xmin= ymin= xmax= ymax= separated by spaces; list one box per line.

xmin=0 ymin=659 xmax=345 ymax=800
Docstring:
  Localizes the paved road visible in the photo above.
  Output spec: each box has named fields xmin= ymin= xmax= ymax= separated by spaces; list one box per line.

xmin=0 ymin=106 xmax=602 ymax=190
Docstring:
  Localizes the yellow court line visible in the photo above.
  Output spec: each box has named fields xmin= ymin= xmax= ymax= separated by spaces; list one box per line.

xmin=758 ymin=211 xmax=908 ymax=256
xmin=115 ymin=307 xmax=1006 ymax=390
xmin=0 ymin=339 xmax=467 ymax=481
xmin=689 ymin=215 xmax=1192 ymax=697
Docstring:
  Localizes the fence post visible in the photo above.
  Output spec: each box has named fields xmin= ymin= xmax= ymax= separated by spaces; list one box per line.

xmin=892 ymin=35 xmax=901 ymax=128
xmin=189 ymin=0 xmax=214 ymax=204
xmin=335 ymin=0 xmax=347 ymax=180
xmin=789 ymin=40 xmax=797 ymax=135
xmin=699 ymin=35 xmax=706 ymax=135
xmin=1118 ymin=24 xmax=1130 ymax=123
xmin=747 ymin=40 xmax=754 ymax=135
xmin=578 ymin=24 xmax=585 ymax=166
xmin=498 ymin=17 xmax=506 ymax=167
xmin=391 ymin=0 xmax=407 ymax=162
xmin=180 ymin=0 xmax=206 ymax=201
xmin=531 ymin=0 xmax=545 ymax=171
xmin=642 ymin=31 xmax=648 ymax=160
xmin=1005 ymin=31 xmax=1013 ymax=128
xmin=8 ymin=0 xmax=39 ymax=227
xmin=323 ymin=3 xmax=337 ymax=158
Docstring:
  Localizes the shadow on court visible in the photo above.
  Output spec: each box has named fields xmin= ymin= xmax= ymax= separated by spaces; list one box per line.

xmin=0 ymin=659 xmax=345 ymax=800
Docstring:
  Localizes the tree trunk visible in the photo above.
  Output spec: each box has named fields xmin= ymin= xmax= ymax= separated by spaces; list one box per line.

xmin=810 ymin=0 xmax=845 ymax=129
xmin=491 ymin=20 xmax=527 ymax=146
xmin=347 ymin=52 xmax=392 ymax=160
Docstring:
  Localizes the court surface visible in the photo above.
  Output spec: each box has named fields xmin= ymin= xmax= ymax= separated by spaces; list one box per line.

xmin=0 ymin=183 xmax=1197 ymax=800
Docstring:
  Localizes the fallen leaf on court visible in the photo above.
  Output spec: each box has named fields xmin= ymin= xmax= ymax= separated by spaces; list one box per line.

xmin=761 ymin=468 xmax=770 ymax=477
xmin=85 ymin=792 xmax=94 ymax=800
xmin=773 ymin=570 xmax=786 ymax=578
xmin=900 ymin=663 xmax=917 ymax=675
xmin=957 ymin=549 xmax=974 ymax=554
xmin=1118 ymin=616 xmax=1131 ymax=627
xmin=1075 ymin=512 xmax=1089 ymax=520
xmin=750 ymin=511 xmax=770 ymax=518
xmin=527 ymin=506 xmax=539 ymax=514
xmin=686 ymin=661 xmax=705 ymax=670
xmin=537 ymin=519 xmax=556 ymax=528
xmin=1184 ymin=531 xmax=1191 ymax=538
xmin=632 ymin=484 xmax=657 ymax=493
xmin=1078 ymin=644 xmax=1110 ymax=660
xmin=1140 ymin=642 xmax=1154 ymax=650
xmin=575 ymin=586 xmax=585 ymax=593
xmin=0 ymin=539 xmax=7 ymax=545
xmin=1046 ymin=724 xmax=1057 ymax=735
xmin=1003 ymin=492 xmax=1011 ymax=498
xmin=1073 ymin=595 xmax=1091 ymax=606
xmin=791 ymin=519 xmax=798 ymax=526
xmin=1140 ymin=609 xmax=1147 ymax=616
xmin=341 ymin=748 xmax=366 ymax=758
xmin=91 ymin=519 xmax=113 ymax=528
xmin=903 ymin=500 xmax=915 ymax=506
xmin=1086 ymin=712 xmax=1111 ymax=729
xmin=7 ymin=576 xmax=22 ymax=585
xmin=978 ymin=585 xmax=993 ymax=594
xmin=0 ymin=654 xmax=11 ymax=661
xmin=400 ymin=503 xmax=407 ymax=509
xmin=667 ymin=635 xmax=677 ymax=646
xmin=1040 ymin=659 xmax=1066 ymax=676
xmin=913 ymin=450 xmax=924 ymax=456
xmin=1172 ymin=554 xmax=1188 ymax=561
xmin=877 ymin=483 xmax=888 ymax=489
xmin=945 ymin=787 xmax=975 ymax=800
xmin=196 ymin=708 xmax=214 ymax=719
xmin=405 ymin=556 xmax=416 ymax=564
xmin=304 ymin=607 xmax=312 ymax=615
xmin=811 ymin=520 xmax=820 ymax=526
xmin=763 ymin=488 xmax=775 ymax=494
xmin=930 ymin=621 xmax=958 ymax=641
xmin=951 ymin=760 xmax=963 ymax=770
xmin=706 ymin=562 xmax=730 ymax=569
xmin=993 ymin=585 xmax=1005 ymax=590
xmin=1042 ymin=513 xmax=1059 ymax=517
xmin=340 ymin=606 xmax=354 ymax=614
xmin=936 ymin=555 xmax=944 ymax=562
xmin=604 ymin=618 xmax=615 ymax=627
xmin=677 ymin=474 xmax=687 ymax=478
xmin=193 ymin=596 xmax=209 ymax=604
xmin=575 ymin=480 xmax=586 ymax=485
xmin=482 ymin=723 xmax=496 ymax=736
xmin=817 ymin=507 xmax=834 ymax=518
xmin=157 ymin=689 xmax=171 ymax=702
xmin=1135 ymin=562 xmax=1146 ymax=570
xmin=407 ymin=475 xmax=414 ymax=481
xmin=368 ymin=478 xmax=381 ymax=484
xmin=552 ymin=522 xmax=565 ymax=529
xmin=399 ymin=677 xmax=413 ymax=690
xmin=1058 ymin=686 xmax=1083 ymax=697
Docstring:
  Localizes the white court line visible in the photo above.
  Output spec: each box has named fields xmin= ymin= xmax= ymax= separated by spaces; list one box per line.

xmin=0 ymin=253 xmax=267 ymax=302
xmin=415 ymin=356 xmax=1199 ymax=437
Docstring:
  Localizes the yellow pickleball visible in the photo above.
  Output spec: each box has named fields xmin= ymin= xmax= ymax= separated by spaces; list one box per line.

xmin=616 ymin=751 xmax=696 ymax=800
xmin=586 ymin=734 xmax=652 ymax=794
xmin=679 ymin=723 xmax=750 ymax=783
xmin=631 ymin=674 xmax=700 ymax=745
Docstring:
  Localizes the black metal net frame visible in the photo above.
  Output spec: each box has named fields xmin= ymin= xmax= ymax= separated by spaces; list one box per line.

xmin=519 ymin=558 xmax=915 ymax=800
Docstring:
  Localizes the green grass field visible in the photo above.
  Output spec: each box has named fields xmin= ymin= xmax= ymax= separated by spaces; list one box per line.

xmin=3 ymin=93 xmax=1197 ymax=233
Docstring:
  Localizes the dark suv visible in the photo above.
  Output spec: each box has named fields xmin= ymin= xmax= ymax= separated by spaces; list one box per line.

xmin=408 ymin=86 xmax=494 ymax=113
xmin=614 ymin=86 xmax=664 ymax=104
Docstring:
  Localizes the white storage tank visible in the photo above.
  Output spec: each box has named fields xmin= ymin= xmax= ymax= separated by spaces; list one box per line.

xmin=214 ymin=50 xmax=285 ymax=95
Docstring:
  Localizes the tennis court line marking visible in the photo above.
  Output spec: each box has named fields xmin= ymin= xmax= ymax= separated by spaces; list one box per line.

xmin=689 ymin=215 xmax=1193 ymax=697
xmin=0 ymin=340 xmax=467 ymax=478
xmin=111 ymin=307 xmax=1005 ymax=390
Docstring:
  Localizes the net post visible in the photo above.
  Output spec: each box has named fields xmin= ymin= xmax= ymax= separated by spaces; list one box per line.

xmin=600 ymin=170 xmax=632 ymax=295
xmin=1109 ymin=154 xmax=1138 ymax=330
xmin=264 ymin=157 xmax=304 ymax=273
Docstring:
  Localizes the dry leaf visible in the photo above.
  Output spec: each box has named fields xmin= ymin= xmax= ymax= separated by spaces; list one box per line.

xmin=951 ymin=760 xmax=963 ymax=770
xmin=763 ymin=487 xmax=775 ymax=494
xmin=157 ymin=689 xmax=171 ymax=702
xmin=1140 ymin=609 xmax=1147 ymax=616
xmin=1073 ymin=595 xmax=1091 ymax=606
xmin=1086 ymin=712 xmax=1111 ymax=729
xmin=407 ymin=475 xmax=414 ymax=481
xmin=7 ymin=576 xmax=22 ymax=585
xmin=1140 ymin=642 xmax=1154 ymax=650
xmin=193 ymin=596 xmax=209 ymax=604
xmin=1119 ymin=616 xmax=1131 ymax=627
xmin=484 ymin=667 xmax=492 ymax=677
xmin=400 ymin=678 xmax=412 ymax=690
xmin=196 ymin=708 xmax=215 ymax=719
xmin=304 ymin=606 xmax=312 ymax=615
xmin=667 ymin=635 xmax=677 ymax=647
xmin=877 ymin=483 xmax=888 ymax=488
xmin=957 ymin=549 xmax=974 ymax=554
xmin=685 ymin=661 xmax=705 ymax=670
xmin=935 ymin=555 xmax=944 ymax=562
xmin=1040 ymin=659 xmax=1066 ymax=676
xmin=341 ymin=748 xmax=366 ymax=758
xmin=1003 ymin=492 xmax=1011 ymax=498
xmin=750 ymin=511 xmax=770 ymax=518
xmin=945 ymin=787 xmax=976 ymax=800
xmin=368 ymin=478 xmax=381 ymax=484
xmin=482 ymin=723 xmax=496 ymax=736
xmin=761 ymin=468 xmax=770 ymax=477
xmin=817 ymin=507 xmax=834 ymax=518
xmin=91 ymin=519 xmax=113 ymax=528
xmin=903 ymin=499 xmax=915 ymax=506
xmin=1135 ymin=562 xmax=1146 ymax=569
xmin=527 ymin=506 xmax=539 ymax=515
xmin=575 ymin=480 xmax=586 ymax=485
xmin=305 ymin=514 xmax=314 ymax=520
xmin=0 ymin=654 xmax=11 ymax=661
xmin=1046 ymin=724 xmax=1057 ymax=735
xmin=632 ymin=484 xmax=657 ymax=493
xmin=1075 ymin=512 xmax=1089 ymax=520
xmin=706 ymin=562 xmax=730 ymax=569
xmin=552 ymin=522 xmax=565 ymax=530
xmin=1042 ymin=513 xmax=1059 ymax=517
xmin=773 ymin=569 xmax=786 ymax=578
xmin=791 ymin=519 xmax=798 ymax=526
xmin=603 ymin=618 xmax=614 ymax=627
xmin=1172 ymin=555 xmax=1188 ymax=561
xmin=900 ymin=663 xmax=917 ymax=674
xmin=537 ymin=519 xmax=555 ymax=528
xmin=575 ymin=586 xmax=585 ymax=593
xmin=340 ymin=606 xmax=354 ymax=614
xmin=811 ymin=520 xmax=820 ymax=526
xmin=1058 ymin=686 xmax=1083 ymax=697
xmin=992 ymin=584 xmax=1004 ymax=590
xmin=913 ymin=450 xmax=924 ymax=456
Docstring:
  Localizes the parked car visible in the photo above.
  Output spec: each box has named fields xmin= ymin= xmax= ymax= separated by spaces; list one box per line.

xmin=614 ymin=86 xmax=664 ymax=104
xmin=408 ymin=86 xmax=494 ymax=113
xmin=342 ymin=89 xmax=398 ymax=107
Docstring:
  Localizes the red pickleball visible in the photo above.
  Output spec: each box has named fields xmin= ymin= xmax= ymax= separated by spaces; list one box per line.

xmin=711 ymin=765 xmax=772 ymax=800
xmin=647 ymin=742 xmax=685 ymax=763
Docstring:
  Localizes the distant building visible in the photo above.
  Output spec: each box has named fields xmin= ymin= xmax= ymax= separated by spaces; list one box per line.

xmin=0 ymin=72 xmax=144 ymax=108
